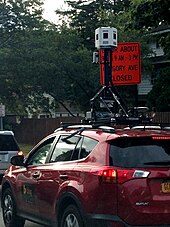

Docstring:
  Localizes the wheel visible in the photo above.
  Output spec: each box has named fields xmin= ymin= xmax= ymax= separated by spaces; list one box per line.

xmin=60 ymin=205 xmax=85 ymax=227
xmin=2 ymin=188 xmax=25 ymax=227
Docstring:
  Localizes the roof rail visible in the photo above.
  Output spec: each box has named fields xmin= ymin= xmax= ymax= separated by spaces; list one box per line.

xmin=54 ymin=119 xmax=170 ymax=133
xmin=125 ymin=122 xmax=170 ymax=131
xmin=60 ymin=122 xmax=93 ymax=130
xmin=54 ymin=122 xmax=116 ymax=133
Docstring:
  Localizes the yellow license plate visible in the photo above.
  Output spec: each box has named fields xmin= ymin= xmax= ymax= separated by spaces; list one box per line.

xmin=162 ymin=182 xmax=170 ymax=193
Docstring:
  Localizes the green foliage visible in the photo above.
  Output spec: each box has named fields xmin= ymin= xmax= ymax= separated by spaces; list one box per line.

xmin=56 ymin=0 xmax=153 ymax=108
xmin=0 ymin=17 xmax=99 ymax=114
xmin=0 ymin=0 xmax=44 ymax=48
xmin=64 ymin=46 xmax=100 ymax=110
xmin=130 ymin=0 xmax=170 ymax=56
xmin=0 ymin=0 xmax=49 ymax=116
xmin=57 ymin=0 xmax=130 ymax=49
xmin=147 ymin=68 xmax=170 ymax=111
xmin=129 ymin=0 xmax=170 ymax=110
xmin=19 ymin=144 xmax=33 ymax=155
xmin=131 ymin=0 xmax=170 ymax=29
xmin=1 ymin=0 xmax=168 ymax=116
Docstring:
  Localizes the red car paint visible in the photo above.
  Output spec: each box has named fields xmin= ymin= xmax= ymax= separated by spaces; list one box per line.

xmin=1 ymin=126 xmax=170 ymax=227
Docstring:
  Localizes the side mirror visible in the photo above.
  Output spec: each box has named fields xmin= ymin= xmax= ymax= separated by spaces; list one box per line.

xmin=11 ymin=155 xmax=25 ymax=166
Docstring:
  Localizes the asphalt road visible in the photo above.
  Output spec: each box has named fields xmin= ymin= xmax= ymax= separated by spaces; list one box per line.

xmin=0 ymin=186 xmax=43 ymax=227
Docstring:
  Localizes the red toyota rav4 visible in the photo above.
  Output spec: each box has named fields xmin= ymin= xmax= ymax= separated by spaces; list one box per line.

xmin=1 ymin=124 xmax=170 ymax=227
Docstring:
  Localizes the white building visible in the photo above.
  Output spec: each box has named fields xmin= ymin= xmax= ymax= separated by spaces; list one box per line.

xmin=138 ymin=25 xmax=170 ymax=105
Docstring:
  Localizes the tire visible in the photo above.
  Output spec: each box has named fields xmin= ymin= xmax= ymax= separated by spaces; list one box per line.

xmin=2 ymin=188 xmax=25 ymax=227
xmin=60 ymin=205 xmax=85 ymax=227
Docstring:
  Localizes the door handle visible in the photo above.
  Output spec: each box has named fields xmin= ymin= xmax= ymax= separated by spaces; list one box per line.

xmin=32 ymin=171 xmax=41 ymax=179
xmin=59 ymin=174 xmax=68 ymax=180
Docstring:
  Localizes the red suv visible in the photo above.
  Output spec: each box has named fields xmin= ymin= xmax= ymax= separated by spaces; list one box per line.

xmin=1 ymin=124 xmax=170 ymax=227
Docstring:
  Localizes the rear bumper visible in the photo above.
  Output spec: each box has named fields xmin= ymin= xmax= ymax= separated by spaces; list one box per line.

xmin=89 ymin=214 xmax=170 ymax=227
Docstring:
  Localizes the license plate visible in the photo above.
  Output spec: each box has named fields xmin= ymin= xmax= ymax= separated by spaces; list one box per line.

xmin=162 ymin=182 xmax=170 ymax=193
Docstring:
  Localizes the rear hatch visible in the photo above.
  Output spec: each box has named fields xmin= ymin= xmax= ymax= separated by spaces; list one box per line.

xmin=0 ymin=133 xmax=20 ymax=174
xmin=110 ymin=135 xmax=170 ymax=226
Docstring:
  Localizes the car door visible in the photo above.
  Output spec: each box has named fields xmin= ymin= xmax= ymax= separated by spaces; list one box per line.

xmin=35 ymin=134 xmax=81 ymax=220
xmin=15 ymin=136 xmax=55 ymax=217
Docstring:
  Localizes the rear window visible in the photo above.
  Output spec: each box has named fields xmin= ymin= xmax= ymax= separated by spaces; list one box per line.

xmin=110 ymin=137 xmax=170 ymax=168
xmin=0 ymin=135 xmax=19 ymax=151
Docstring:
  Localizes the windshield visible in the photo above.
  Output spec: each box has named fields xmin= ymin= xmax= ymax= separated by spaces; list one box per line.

xmin=110 ymin=137 xmax=170 ymax=168
xmin=0 ymin=135 xmax=19 ymax=151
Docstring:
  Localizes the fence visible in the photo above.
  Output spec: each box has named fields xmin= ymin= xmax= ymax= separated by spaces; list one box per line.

xmin=152 ymin=112 xmax=170 ymax=124
xmin=13 ymin=112 xmax=170 ymax=145
xmin=13 ymin=117 xmax=83 ymax=145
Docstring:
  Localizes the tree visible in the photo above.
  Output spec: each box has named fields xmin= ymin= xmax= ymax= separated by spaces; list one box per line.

xmin=147 ymin=68 xmax=170 ymax=111
xmin=56 ymin=0 xmax=130 ymax=49
xmin=0 ymin=20 xmax=99 ymax=115
xmin=0 ymin=0 xmax=43 ymax=115
xmin=131 ymin=0 xmax=169 ymax=28
xmin=0 ymin=0 xmax=50 ymax=115
xmin=1 ymin=0 xmax=162 ymax=117
xmin=0 ymin=0 xmax=44 ymax=48
xmin=130 ymin=0 xmax=170 ymax=56
xmin=129 ymin=0 xmax=170 ymax=110
xmin=55 ymin=0 xmax=148 ymax=109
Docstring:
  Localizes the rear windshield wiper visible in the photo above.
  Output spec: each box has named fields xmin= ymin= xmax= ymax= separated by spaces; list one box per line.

xmin=144 ymin=161 xmax=170 ymax=165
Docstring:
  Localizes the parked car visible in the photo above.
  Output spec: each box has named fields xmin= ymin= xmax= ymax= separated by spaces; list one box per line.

xmin=0 ymin=130 xmax=23 ymax=183
xmin=1 ymin=124 xmax=170 ymax=227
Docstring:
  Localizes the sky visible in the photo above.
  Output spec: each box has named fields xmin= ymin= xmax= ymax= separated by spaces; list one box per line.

xmin=43 ymin=0 xmax=66 ymax=23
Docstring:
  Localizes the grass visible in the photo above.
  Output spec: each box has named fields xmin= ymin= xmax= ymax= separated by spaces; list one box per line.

xmin=19 ymin=144 xmax=33 ymax=155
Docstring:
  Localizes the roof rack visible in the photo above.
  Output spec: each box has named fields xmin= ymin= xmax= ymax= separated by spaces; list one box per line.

xmin=60 ymin=120 xmax=115 ymax=129
xmin=54 ymin=122 xmax=116 ymax=134
xmin=60 ymin=122 xmax=92 ymax=130
xmin=125 ymin=123 xmax=170 ymax=131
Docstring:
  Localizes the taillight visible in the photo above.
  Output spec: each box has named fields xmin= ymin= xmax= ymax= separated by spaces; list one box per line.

xmin=101 ymin=169 xmax=117 ymax=183
xmin=90 ymin=167 xmax=117 ymax=183
xmin=18 ymin=150 xmax=23 ymax=156
xmin=117 ymin=169 xmax=150 ymax=183
xmin=117 ymin=169 xmax=134 ymax=183
xmin=90 ymin=167 xmax=150 ymax=184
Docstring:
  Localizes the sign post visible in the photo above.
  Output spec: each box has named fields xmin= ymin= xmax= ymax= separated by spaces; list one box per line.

xmin=0 ymin=104 xmax=5 ymax=130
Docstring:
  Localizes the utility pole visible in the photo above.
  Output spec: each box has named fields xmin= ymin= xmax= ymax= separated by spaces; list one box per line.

xmin=0 ymin=104 xmax=5 ymax=130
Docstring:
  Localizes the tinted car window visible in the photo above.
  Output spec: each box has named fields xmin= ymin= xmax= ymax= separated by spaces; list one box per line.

xmin=80 ymin=136 xmax=98 ymax=159
xmin=50 ymin=135 xmax=80 ymax=162
xmin=70 ymin=137 xmax=83 ymax=161
xmin=0 ymin=135 xmax=19 ymax=151
xmin=110 ymin=137 xmax=170 ymax=168
xmin=28 ymin=137 xmax=55 ymax=165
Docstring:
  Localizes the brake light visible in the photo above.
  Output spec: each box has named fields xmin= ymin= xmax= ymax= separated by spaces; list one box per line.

xmin=90 ymin=167 xmax=150 ymax=184
xmin=101 ymin=169 xmax=117 ymax=183
xmin=90 ymin=167 xmax=117 ymax=183
xmin=152 ymin=136 xmax=170 ymax=140
xmin=18 ymin=150 xmax=23 ymax=156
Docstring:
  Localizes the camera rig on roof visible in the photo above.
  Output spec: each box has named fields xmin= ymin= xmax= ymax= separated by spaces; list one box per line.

xmin=85 ymin=27 xmax=152 ymax=126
